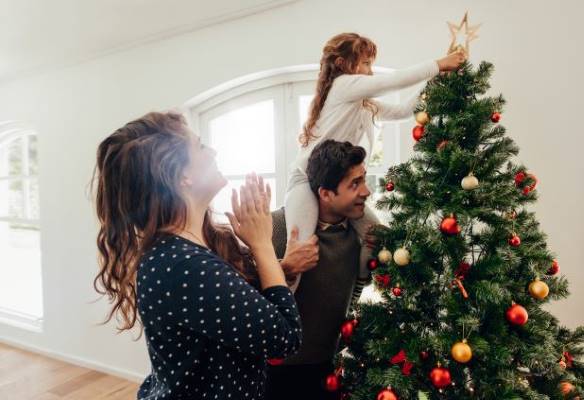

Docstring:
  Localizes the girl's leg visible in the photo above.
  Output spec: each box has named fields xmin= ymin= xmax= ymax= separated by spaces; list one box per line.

xmin=350 ymin=204 xmax=381 ymax=280
xmin=284 ymin=170 xmax=319 ymax=291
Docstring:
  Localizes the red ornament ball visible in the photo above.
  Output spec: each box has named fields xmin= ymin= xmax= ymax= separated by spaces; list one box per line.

xmin=429 ymin=366 xmax=452 ymax=388
xmin=267 ymin=358 xmax=284 ymax=366
xmin=377 ymin=388 xmax=399 ymax=400
xmin=419 ymin=351 xmax=430 ymax=361
xmin=340 ymin=319 xmax=357 ymax=341
xmin=412 ymin=125 xmax=425 ymax=141
xmin=491 ymin=112 xmax=501 ymax=123
xmin=325 ymin=373 xmax=340 ymax=392
xmin=385 ymin=181 xmax=395 ymax=191
xmin=506 ymin=303 xmax=529 ymax=325
xmin=367 ymin=258 xmax=379 ymax=271
xmin=392 ymin=286 xmax=403 ymax=297
xmin=547 ymin=259 xmax=560 ymax=275
xmin=508 ymin=234 xmax=521 ymax=247
xmin=440 ymin=215 xmax=461 ymax=235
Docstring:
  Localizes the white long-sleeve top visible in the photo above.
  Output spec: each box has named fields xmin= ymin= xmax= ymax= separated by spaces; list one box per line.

xmin=292 ymin=59 xmax=440 ymax=173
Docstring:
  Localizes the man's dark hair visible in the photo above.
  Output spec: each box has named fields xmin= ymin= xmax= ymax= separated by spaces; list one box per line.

xmin=306 ymin=139 xmax=367 ymax=196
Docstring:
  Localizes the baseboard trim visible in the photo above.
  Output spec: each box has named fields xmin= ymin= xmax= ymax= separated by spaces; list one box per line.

xmin=0 ymin=335 xmax=145 ymax=383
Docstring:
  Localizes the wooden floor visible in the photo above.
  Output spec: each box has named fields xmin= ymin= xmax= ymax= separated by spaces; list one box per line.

xmin=0 ymin=343 xmax=140 ymax=399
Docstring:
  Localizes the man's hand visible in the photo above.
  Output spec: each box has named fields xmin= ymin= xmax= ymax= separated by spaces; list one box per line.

xmin=280 ymin=226 xmax=319 ymax=279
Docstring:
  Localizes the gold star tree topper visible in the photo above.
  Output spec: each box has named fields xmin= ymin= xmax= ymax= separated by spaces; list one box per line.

xmin=447 ymin=12 xmax=482 ymax=57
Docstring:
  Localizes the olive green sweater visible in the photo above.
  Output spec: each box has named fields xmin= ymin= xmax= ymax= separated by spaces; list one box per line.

xmin=271 ymin=207 xmax=369 ymax=365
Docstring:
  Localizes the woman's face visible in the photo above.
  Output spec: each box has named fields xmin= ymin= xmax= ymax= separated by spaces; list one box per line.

xmin=355 ymin=56 xmax=374 ymax=75
xmin=181 ymin=134 xmax=227 ymax=203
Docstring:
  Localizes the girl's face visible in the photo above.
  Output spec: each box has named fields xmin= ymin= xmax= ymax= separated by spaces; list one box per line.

xmin=181 ymin=134 xmax=227 ymax=203
xmin=355 ymin=56 xmax=374 ymax=75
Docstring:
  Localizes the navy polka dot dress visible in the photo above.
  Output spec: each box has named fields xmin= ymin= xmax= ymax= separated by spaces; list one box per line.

xmin=136 ymin=235 xmax=302 ymax=400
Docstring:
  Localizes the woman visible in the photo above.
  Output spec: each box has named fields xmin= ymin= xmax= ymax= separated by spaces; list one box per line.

xmin=93 ymin=111 xmax=302 ymax=399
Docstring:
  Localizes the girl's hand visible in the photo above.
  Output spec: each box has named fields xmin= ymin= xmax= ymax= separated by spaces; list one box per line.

xmin=436 ymin=49 xmax=466 ymax=72
xmin=225 ymin=173 xmax=273 ymax=251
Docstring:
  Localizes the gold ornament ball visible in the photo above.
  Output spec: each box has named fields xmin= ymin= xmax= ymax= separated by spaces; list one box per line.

xmin=393 ymin=248 xmax=411 ymax=266
xmin=529 ymin=279 xmax=549 ymax=300
xmin=461 ymin=173 xmax=479 ymax=190
xmin=415 ymin=111 xmax=430 ymax=125
xmin=378 ymin=248 xmax=392 ymax=264
xmin=451 ymin=340 xmax=473 ymax=363
xmin=559 ymin=381 xmax=575 ymax=397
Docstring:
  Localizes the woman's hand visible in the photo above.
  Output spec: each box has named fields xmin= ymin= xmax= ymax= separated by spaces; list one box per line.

xmin=436 ymin=49 xmax=466 ymax=72
xmin=225 ymin=173 xmax=273 ymax=252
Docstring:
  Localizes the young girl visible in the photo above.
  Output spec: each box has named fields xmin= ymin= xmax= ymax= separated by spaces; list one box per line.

xmin=93 ymin=112 xmax=301 ymax=399
xmin=286 ymin=33 xmax=465 ymax=290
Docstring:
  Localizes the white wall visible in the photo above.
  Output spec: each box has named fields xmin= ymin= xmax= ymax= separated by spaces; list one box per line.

xmin=0 ymin=0 xmax=582 ymax=381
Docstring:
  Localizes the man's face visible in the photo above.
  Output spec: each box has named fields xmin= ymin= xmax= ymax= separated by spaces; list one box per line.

xmin=321 ymin=163 xmax=371 ymax=219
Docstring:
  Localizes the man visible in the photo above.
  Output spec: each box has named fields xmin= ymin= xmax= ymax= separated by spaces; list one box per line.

xmin=267 ymin=139 xmax=373 ymax=400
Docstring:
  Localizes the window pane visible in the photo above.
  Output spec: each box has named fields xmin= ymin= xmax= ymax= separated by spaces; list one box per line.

xmin=209 ymin=100 xmax=275 ymax=176
xmin=299 ymin=95 xmax=313 ymax=129
xmin=369 ymin=127 xmax=383 ymax=167
xmin=0 ymin=137 xmax=23 ymax=177
xmin=0 ymin=180 xmax=24 ymax=219
xmin=0 ymin=221 xmax=43 ymax=318
xmin=8 ymin=137 xmax=23 ymax=176
xmin=29 ymin=178 xmax=40 ymax=220
xmin=211 ymin=178 xmax=277 ymax=223
xmin=28 ymin=135 xmax=38 ymax=176
xmin=366 ymin=173 xmax=391 ymax=222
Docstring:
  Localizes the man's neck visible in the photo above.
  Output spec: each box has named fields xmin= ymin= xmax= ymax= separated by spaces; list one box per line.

xmin=318 ymin=203 xmax=345 ymax=225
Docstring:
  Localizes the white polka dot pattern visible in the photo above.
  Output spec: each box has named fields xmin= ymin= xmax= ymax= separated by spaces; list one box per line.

xmin=136 ymin=235 xmax=302 ymax=400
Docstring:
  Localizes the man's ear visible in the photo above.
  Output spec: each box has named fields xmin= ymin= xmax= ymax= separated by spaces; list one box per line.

xmin=318 ymin=187 xmax=335 ymax=203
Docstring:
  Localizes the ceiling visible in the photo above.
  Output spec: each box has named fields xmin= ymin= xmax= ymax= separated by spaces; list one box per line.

xmin=0 ymin=0 xmax=295 ymax=83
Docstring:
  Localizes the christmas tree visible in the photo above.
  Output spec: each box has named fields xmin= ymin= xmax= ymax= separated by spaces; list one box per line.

xmin=329 ymin=59 xmax=584 ymax=400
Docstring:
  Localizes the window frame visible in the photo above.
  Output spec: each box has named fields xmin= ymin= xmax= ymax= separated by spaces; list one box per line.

xmin=186 ymin=65 xmax=402 ymax=209
xmin=0 ymin=121 xmax=43 ymax=332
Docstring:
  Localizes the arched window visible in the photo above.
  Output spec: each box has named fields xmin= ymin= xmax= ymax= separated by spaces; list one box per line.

xmin=186 ymin=65 xmax=404 ymax=221
xmin=0 ymin=121 xmax=43 ymax=330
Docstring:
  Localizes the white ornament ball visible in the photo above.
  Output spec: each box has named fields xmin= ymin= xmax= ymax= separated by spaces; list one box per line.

xmin=461 ymin=174 xmax=479 ymax=190
xmin=378 ymin=248 xmax=392 ymax=264
xmin=393 ymin=248 xmax=411 ymax=266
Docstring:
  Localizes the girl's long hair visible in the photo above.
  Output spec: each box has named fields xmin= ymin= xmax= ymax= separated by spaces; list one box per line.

xmin=93 ymin=111 xmax=255 ymax=333
xmin=299 ymin=32 xmax=379 ymax=147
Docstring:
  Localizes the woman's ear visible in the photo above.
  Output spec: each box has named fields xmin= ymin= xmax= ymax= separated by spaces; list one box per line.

xmin=180 ymin=173 xmax=193 ymax=188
